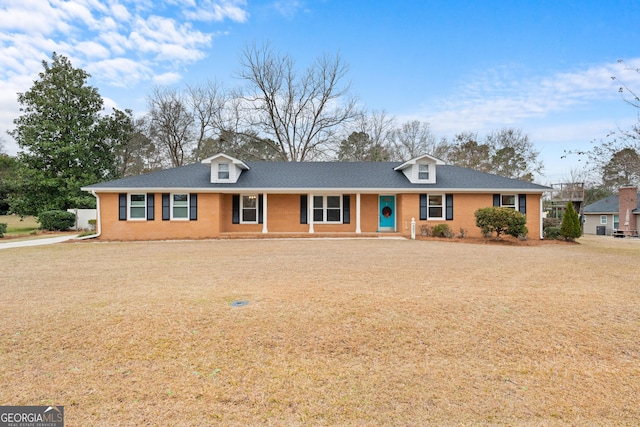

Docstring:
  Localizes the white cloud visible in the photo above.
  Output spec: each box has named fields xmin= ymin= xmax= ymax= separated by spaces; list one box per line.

xmin=272 ymin=0 xmax=307 ymax=18
xmin=86 ymin=58 xmax=153 ymax=87
xmin=183 ymin=0 xmax=249 ymax=22
xmin=153 ymin=72 xmax=184 ymax=85
xmin=76 ymin=41 xmax=112 ymax=59
xmin=419 ymin=60 xmax=640 ymax=138
xmin=0 ymin=0 xmax=250 ymax=154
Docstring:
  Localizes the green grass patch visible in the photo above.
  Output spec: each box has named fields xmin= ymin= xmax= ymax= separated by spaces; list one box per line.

xmin=0 ymin=215 xmax=40 ymax=236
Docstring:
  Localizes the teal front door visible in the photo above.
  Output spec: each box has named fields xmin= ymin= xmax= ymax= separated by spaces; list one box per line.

xmin=379 ymin=195 xmax=396 ymax=231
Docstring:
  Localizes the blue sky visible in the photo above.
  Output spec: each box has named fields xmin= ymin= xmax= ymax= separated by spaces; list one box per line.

xmin=1 ymin=0 xmax=640 ymax=182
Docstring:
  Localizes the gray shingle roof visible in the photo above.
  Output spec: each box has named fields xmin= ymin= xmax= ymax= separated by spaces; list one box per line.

xmin=83 ymin=161 xmax=551 ymax=192
xmin=583 ymin=193 xmax=640 ymax=214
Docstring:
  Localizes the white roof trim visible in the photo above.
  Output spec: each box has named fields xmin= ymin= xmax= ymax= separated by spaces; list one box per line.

xmin=393 ymin=154 xmax=445 ymax=171
xmin=82 ymin=187 xmax=549 ymax=195
xmin=200 ymin=153 xmax=250 ymax=170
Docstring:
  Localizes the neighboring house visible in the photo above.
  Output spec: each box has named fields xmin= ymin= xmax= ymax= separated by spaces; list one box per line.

xmin=81 ymin=153 xmax=551 ymax=241
xmin=583 ymin=186 xmax=639 ymax=236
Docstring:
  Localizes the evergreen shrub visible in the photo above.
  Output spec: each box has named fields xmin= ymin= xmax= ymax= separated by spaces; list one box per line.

xmin=37 ymin=210 xmax=76 ymax=231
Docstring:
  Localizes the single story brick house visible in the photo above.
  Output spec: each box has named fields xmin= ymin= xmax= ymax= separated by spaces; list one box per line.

xmin=81 ymin=153 xmax=551 ymax=241
xmin=583 ymin=186 xmax=639 ymax=236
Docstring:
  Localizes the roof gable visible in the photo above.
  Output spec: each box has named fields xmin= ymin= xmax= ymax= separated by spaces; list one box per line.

xmin=393 ymin=155 xmax=444 ymax=184
xmin=201 ymin=153 xmax=249 ymax=183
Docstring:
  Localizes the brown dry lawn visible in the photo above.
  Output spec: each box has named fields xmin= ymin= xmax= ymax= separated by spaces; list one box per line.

xmin=1 ymin=235 xmax=639 ymax=426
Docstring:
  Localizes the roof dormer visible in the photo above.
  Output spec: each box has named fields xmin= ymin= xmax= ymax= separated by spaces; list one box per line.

xmin=201 ymin=153 xmax=249 ymax=183
xmin=394 ymin=154 xmax=444 ymax=184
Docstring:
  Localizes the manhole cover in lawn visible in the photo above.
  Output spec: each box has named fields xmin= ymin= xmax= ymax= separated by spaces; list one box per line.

xmin=230 ymin=300 xmax=249 ymax=307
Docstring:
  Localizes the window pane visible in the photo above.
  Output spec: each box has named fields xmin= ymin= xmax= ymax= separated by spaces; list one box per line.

xmin=313 ymin=196 xmax=323 ymax=208
xmin=242 ymin=195 xmax=257 ymax=208
xmin=173 ymin=207 xmax=188 ymax=218
xmin=428 ymin=195 xmax=442 ymax=206
xmin=242 ymin=209 xmax=257 ymax=222
xmin=130 ymin=194 xmax=145 ymax=206
xmin=173 ymin=194 xmax=188 ymax=204
xmin=419 ymin=164 xmax=429 ymax=180
xmin=429 ymin=207 xmax=443 ymax=218
xmin=130 ymin=207 xmax=145 ymax=218
xmin=218 ymin=163 xmax=230 ymax=179
xmin=327 ymin=196 xmax=340 ymax=208
xmin=327 ymin=208 xmax=341 ymax=222
xmin=502 ymin=195 xmax=515 ymax=206
xmin=313 ymin=209 xmax=323 ymax=222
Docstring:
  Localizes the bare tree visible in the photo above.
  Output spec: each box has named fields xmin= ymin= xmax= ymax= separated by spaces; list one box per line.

xmin=389 ymin=120 xmax=445 ymax=161
xmin=352 ymin=110 xmax=395 ymax=148
xmin=612 ymin=60 xmax=640 ymax=109
xmin=148 ymin=87 xmax=194 ymax=167
xmin=186 ymin=81 xmax=228 ymax=161
xmin=237 ymin=43 xmax=358 ymax=161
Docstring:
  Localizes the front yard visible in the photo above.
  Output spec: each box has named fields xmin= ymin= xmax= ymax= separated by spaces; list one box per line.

xmin=0 ymin=236 xmax=638 ymax=425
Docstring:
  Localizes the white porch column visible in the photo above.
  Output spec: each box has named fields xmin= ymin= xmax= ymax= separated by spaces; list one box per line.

xmin=355 ymin=193 xmax=361 ymax=234
xmin=308 ymin=193 xmax=314 ymax=233
xmin=262 ymin=193 xmax=268 ymax=233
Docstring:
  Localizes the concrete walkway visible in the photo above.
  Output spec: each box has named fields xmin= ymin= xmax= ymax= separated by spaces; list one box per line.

xmin=0 ymin=234 xmax=79 ymax=250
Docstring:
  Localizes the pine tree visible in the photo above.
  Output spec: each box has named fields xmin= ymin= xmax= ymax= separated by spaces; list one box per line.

xmin=560 ymin=201 xmax=582 ymax=241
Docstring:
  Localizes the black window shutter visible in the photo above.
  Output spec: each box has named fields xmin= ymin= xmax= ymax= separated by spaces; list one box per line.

xmin=232 ymin=195 xmax=240 ymax=224
xmin=258 ymin=194 xmax=264 ymax=224
xmin=300 ymin=195 xmax=308 ymax=224
xmin=518 ymin=194 xmax=527 ymax=214
xmin=493 ymin=194 xmax=501 ymax=207
xmin=118 ymin=193 xmax=127 ymax=221
xmin=190 ymin=193 xmax=198 ymax=220
xmin=419 ymin=194 xmax=427 ymax=220
xmin=446 ymin=194 xmax=454 ymax=220
xmin=162 ymin=193 xmax=170 ymax=221
xmin=343 ymin=195 xmax=350 ymax=224
xmin=146 ymin=193 xmax=155 ymax=220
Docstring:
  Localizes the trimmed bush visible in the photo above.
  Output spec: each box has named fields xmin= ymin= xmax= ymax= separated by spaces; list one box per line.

xmin=0 ymin=222 xmax=6 ymax=238
xmin=474 ymin=207 xmax=528 ymax=240
xmin=432 ymin=223 xmax=455 ymax=238
xmin=544 ymin=226 xmax=561 ymax=240
xmin=37 ymin=210 xmax=76 ymax=231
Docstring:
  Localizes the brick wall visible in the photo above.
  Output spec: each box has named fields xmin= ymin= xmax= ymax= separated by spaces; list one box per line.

xmin=618 ymin=186 xmax=638 ymax=231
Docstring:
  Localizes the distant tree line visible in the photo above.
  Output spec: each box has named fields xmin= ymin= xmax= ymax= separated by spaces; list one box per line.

xmin=2 ymin=49 xmax=638 ymax=217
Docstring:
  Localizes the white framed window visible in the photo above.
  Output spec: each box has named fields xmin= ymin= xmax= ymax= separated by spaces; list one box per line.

xmin=313 ymin=195 xmax=342 ymax=223
xmin=218 ymin=163 xmax=230 ymax=180
xmin=418 ymin=164 xmax=429 ymax=180
xmin=427 ymin=194 xmax=444 ymax=219
xmin=501 ymin=194 xmax=516 ymax=209
xmin=600 ymin=215 xmax=607 ymax=225
xmin=171 ymin=194 xmax=189 ymax=220
xmin=613 ymin=214 xmax=619 ymax=229
xmin=129 ymin=194 xmax=146 ymax=220
xmin=241 ymin=195 xmax=258 ymax=223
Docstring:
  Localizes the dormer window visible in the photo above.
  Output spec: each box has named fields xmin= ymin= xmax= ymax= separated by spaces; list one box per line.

xmin=218 ymin=163 xmax=230 ymax=180
xmin=418 ymin=164 xmax=429 ymax=180
xmin=394 ymin=155 xmax=442 ymax=184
